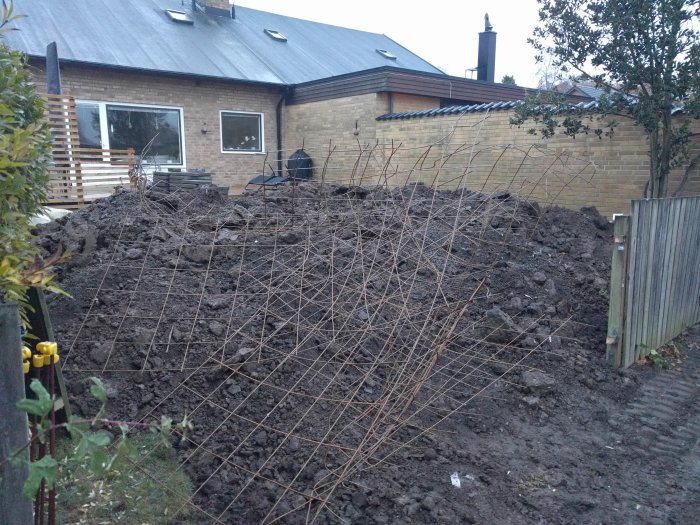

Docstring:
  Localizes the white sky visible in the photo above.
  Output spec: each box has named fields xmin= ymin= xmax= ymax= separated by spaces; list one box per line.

xmin=237 ymin=0 xmax=543 ymax=87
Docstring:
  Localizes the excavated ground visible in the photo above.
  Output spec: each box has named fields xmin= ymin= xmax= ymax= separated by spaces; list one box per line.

xmin=37 ymin=184 xmax=699 ymax=524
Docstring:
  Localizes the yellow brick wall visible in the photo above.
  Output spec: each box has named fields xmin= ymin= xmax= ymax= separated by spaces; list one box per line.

xmin=391 ymin=93 xmax=441 ymax=113
xmin=31 ymin=64 xmax=281 ymax=194
xmin=375 ymin=110 xmax=700 ymax=217
xmin=284 ymin=93 xmax=391 ymax=186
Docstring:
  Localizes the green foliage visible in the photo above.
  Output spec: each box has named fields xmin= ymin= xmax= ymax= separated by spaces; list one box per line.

xmin=23 ymin=455 xmax=58 ymax=500
xmin=16 ymin=378 xmax=53 ymax=417
xmin=3 ymin=376 xmax=194 ymax=522
xmin=501 ymin=74 xmax=517 ymax=85
xmin=514 ymin=0 xmax=700 ymax=198
xmin=0 ymin=1 xmax=61 ymax=321
xmin=56 ymin=432 xmax=195 ymax=524
xmin=646 ymin=347 xmax=669 ymax=368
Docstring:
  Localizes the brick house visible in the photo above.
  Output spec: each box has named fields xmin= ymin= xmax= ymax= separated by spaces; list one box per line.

xmin=7 ymin=0 xmax=536 ymax=193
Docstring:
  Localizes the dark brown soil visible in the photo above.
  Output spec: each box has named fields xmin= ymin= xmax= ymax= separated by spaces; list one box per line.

xmin=37 ymin=184 xmax=699 ymax=524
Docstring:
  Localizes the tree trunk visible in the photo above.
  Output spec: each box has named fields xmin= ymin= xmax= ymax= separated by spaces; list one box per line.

xmin=648 ymin=131 xmax=659 ymax=198
xmin=673 ymin=151 xmax=700 ymax=196
xmin=657 ymin=111 xmax=673 ymax=198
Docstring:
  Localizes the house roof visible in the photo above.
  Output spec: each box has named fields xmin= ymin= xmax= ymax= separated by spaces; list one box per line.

xmin=566 ymin=84 xmax=611 ymax=100
xmin=5 ymin=0 xmax=444 ymax=86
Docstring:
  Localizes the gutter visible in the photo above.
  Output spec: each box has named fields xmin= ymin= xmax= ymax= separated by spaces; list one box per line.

xmin=276 ymin=87 xmax=291 ymax=175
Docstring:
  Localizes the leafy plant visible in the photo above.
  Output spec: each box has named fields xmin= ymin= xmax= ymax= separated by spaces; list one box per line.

xmin=0 ymin=0 xmax=66 ymax=323
xmin=513 ymin=0 xmax=700 ymax=198
xmin=2 ymin=377 xmax=194 ymax=520
xmin=646 ymin=347 xmax=668 ymax=368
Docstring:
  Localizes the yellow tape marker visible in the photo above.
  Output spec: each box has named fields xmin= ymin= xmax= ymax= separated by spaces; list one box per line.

xmin=22 ymin=346 xmax=32 ymax=360
xmin=23 ymin=361 xmax=30 ymax=374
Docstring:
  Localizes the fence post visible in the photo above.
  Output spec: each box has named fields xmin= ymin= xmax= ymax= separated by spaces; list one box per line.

xmin=606 ymin=214 xmax=630 ymax=367
xmin=0 ymin=302 xmax=33 ymax=524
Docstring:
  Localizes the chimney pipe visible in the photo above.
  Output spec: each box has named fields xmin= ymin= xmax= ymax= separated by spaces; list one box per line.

xmin=195 ymin=0 xmax=234 ymax=18
xmin=477 ymin=13 xmax=496 ymax=82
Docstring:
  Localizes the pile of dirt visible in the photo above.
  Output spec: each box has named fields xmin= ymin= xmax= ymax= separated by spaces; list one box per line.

xmin=37 ymin=183 xmax=643 ymax=524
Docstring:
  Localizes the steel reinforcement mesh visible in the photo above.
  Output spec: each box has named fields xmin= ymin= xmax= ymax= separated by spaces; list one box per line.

xmin=50 ymin=141 xmax=595 ymax=524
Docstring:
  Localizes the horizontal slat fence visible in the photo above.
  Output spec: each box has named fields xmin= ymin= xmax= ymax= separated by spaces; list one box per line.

xmin=607 ymin=196 xmax=700 ymax=367
xmin=42 ymin=94 xmax=135 ymax=208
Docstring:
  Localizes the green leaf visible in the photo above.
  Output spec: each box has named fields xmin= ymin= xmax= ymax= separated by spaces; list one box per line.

xmin=16 ymin=378 xmax=52 ymax=417
xmin=74 ymin=431 xmax=111 ymax=461
xmin=89 ymin=447 xmax=110 ymax=475
xmin=23 ymin=455 xmax=58 ymax=500
xmin=89 ymin=377 xmax=107 ymax=404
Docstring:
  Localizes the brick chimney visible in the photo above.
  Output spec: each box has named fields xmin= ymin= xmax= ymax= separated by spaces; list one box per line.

xmin=194 ymin=0 xmax=234 ymax=18
xmin=477 ymin=13 xmax=497 ymax=82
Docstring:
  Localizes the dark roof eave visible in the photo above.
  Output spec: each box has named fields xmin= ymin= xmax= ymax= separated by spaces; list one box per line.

xmin=26 ymin=55 xmax=288 ymax=90
xmin=288 ymin=66 xmax=552 ymax=105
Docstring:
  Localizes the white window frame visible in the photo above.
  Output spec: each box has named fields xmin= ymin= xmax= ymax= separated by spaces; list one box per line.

xmin=76 ymin=99 xmax=187 ymax=168
xmin=219 ymin=110 xmax=265 ymax=155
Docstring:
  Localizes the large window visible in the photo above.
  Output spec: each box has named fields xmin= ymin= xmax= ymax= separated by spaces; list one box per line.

xmin=220 ymin=111 xmax=264 ymax=153
xmin=76 ymin=101 xmax=185 ymax=166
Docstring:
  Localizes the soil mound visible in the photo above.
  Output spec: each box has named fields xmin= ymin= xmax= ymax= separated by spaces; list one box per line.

xmin=38 ymin=183 xmax=617 ymax=523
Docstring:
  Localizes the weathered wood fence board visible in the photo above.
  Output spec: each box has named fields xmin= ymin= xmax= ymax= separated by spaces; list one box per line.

xmin=607 ymin=196 xmax=700 ymax=367
xmin=41 ymin=94 xmax=135 ymax=208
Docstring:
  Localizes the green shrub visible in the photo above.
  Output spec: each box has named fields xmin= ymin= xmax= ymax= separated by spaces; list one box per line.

xmin=0 ymin=2 xmax=58 ymax=316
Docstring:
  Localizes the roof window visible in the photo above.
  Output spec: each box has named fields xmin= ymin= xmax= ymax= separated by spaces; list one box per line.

xmin=165 ymin=9 xmax=194 ymax=24
xmin=264 ymin=29 xmax=288 ymax=42
xmin=376 ymin=49 xmax=397 ymax=60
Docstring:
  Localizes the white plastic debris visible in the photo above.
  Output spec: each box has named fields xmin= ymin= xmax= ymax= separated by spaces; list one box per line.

xmin=450 ymin=472 xmax=461 ymax=488
xmin=30 ymin=206 xmax=72 ymax=225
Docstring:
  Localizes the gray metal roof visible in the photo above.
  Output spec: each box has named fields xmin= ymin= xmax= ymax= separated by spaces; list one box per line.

xmin=567 ymin=84 xmax=611 ymax=100
xmin=5 ymin=0 xmax=444 ymax=85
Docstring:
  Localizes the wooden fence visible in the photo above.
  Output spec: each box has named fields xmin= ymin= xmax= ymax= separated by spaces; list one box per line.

xmin=606 ymin=196 xmax=700 ymax=367
xmin=42 ymin=94 xmax=135 ymax=209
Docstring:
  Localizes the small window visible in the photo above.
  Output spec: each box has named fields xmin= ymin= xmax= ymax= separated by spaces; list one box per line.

xmin=220 ymin=111 xmax=264 ymax=153
xmin=165 ymin=9 xmax=194 ymax=24
xmin=376 ymin=49 xmax=397 ymax=60
xmin=264 ymin=29 xmax=287 ymax=42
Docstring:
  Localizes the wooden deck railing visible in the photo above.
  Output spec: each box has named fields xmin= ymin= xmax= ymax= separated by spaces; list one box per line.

xmin=42 ymin=94 xmax=136 ymax=209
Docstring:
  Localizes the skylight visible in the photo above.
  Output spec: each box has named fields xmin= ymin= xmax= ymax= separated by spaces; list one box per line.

xmin=165 ymin=9 xmax=194 ymax=24
xmin=376 ymin=49 xmax=397 ymax=60
xmin=264 ymin=29 xmax=288 ymax=42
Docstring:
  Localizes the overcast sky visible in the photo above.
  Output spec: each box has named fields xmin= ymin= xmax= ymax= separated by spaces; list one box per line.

xmin=237 ymin=0 xmax=543 ymax=87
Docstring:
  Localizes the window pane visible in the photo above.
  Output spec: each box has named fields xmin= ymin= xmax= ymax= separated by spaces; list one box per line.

xmin=221 ymin=113 xmax=262 ymax=152
xmin=106 ymin=105 xmax=182 ymax=164
xmin=76 ymin=103 xmax=102 ymax=149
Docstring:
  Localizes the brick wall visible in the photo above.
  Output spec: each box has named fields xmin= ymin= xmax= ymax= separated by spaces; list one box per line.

xmin=374 ymin=110 xmax=700 ymax=217
xmin=284 ymin=93 xmax=392 ymax=186
xmin=391 ymin=93 xmax=441 ymax=113
xmin=28 ymin=61 xmax=700 ymax=214
xmin=31 ymin=63 xmax=281 ymax=194
xmin=286 ymin=97 xmax=700 ymax=217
